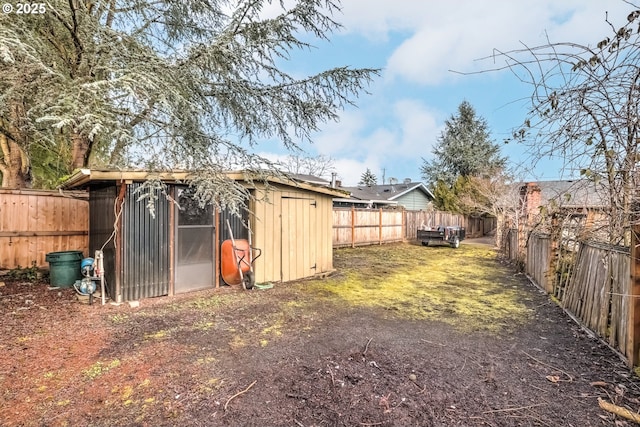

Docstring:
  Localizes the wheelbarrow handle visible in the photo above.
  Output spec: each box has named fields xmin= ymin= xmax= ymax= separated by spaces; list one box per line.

xmin=233 ymin=250 xmax=251 ymax=270
xmin=251 ymin=247 xmax=262 ymax=263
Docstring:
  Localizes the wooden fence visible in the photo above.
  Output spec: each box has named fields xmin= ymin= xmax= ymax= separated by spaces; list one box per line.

xmin=332 ymin=208 xmax=470 ymax=248
xmin=562 ymin=242 xmax=630 ymax=356
xmin=526 ymin=233 xmax=551 ymax=293
xmin=504 ymin=228 xmax=520 ymax=264
xmin=403 ymin=210 xmax=465 ymax=240
xmin=0 ymin=189 xmax=89 ymax=269
xmin=333 ymin=208 xmax=404 ymax=248
xmin=507 ymin=226 xmax=636 ymax=365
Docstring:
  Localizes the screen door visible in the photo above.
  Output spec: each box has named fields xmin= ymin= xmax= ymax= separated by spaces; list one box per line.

xmin=175 ymin=188 xmax=214 ymax=293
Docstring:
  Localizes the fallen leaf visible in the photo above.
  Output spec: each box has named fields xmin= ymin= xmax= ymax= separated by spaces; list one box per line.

xmin=546 ymin=375 xmax=560 ymax=383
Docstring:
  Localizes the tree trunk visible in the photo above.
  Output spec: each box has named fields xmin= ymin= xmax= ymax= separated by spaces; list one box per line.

xmin=71 ymin=131 xmax=91 ymax=169
xmin=0 ymin=133 xmax=31 ymax=188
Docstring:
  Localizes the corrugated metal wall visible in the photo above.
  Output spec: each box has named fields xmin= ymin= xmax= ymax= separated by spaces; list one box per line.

xmin=120 ymin=182 xmax=171 ymax=301
xmin=89 ymin=184 xmax=118 ymax=300
xmin=219 ymin=208 xmax=249 ymax=242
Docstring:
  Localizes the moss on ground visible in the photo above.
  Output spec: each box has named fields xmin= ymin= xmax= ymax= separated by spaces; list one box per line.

xmin=305 ymin=243 xmax=532 ymax=333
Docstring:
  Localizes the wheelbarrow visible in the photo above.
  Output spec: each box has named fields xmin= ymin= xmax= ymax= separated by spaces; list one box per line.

xmin=221 ymin=220 xmax=262 ymax=290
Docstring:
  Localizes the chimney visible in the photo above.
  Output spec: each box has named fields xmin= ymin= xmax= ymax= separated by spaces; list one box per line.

xmin=331 ymin=172 xmax=337 ymax=188
xmin=521 ymin=182 xmax=542 ymax=220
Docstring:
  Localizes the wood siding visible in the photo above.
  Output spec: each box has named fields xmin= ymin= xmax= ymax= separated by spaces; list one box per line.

xmin=251 ymin=186 xmax=334 ymax=283
xmin=0 ymin=189 xmax=89 ymax=269
xmin=394 ymin=190 xmax=432 ymax=211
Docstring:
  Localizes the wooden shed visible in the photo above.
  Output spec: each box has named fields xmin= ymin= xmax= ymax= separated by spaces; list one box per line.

xmin=62 ymin=169 xmax=343 ymax=302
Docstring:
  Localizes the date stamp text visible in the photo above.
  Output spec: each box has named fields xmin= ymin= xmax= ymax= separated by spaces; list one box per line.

xmin=2 ymin=3 xmax=47 ymax=14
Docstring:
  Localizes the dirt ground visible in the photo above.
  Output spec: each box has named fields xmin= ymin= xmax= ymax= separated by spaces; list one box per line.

xmin=2 ymin=240 xmax=640 ymax=426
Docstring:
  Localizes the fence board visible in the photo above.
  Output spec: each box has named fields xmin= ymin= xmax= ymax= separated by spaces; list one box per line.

xmin=503 ymin=228 xmax=520 ymax=263
xmin=558 ymin=241 xmax=630 ymax=359
xmin=0 ymin=189 xmax=89 ymax=269
xmin=403 ymin=211 xmax=465 ymax=240
xmin=505 ymin=225 xmax=632 ymax=363
xmin=333 ymin=208 xmax=403 ymax=247
xmin=332 ymin=208 xmax=480 ymax=248
xmin=526 ymin=233 xmax=551 ymax=293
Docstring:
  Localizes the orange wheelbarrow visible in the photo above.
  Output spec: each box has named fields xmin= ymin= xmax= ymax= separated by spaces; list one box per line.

xmin=221 ymin=220 xmax=261 ymax=290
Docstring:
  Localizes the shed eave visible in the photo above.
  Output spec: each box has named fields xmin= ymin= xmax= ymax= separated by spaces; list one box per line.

xmin=61 ymin=168 xmax=348 ymax=197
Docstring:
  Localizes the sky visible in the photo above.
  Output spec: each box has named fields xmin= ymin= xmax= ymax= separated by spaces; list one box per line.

xmin=255 ymin=0 xmax=637 ymax=186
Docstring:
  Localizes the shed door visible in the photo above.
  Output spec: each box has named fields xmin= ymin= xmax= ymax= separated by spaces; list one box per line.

xmin=281 ymin=197 xmax=316 ymax=282
xmin=175 ymin=188 xmax=214 ymax=293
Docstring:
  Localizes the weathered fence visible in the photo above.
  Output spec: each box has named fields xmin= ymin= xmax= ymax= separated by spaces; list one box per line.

xmin=512 ymin=227 xmax=634 ymax=365
xmin=333 ymin=208 xmax=404 ymax=247
xmin=562 ymin=242 xmax=630 ymax=356
xmin=526 ymin=233 xmax=551 ymax=293
xmin=466 ymin=215 xmax=497 ymax=238
xmin=403 ymin=210 xmax=465 ymax=240
xmin=504 ymin=228 xmax=520 ymax=263
xmin=0 ymin=189 xmax=89 ymax=269
xmin=332 ymin=208 xmax=472 ymax=248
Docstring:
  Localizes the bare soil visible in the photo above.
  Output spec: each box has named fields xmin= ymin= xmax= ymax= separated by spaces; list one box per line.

xmin=2 ymin=240 xmax=640 ymax=427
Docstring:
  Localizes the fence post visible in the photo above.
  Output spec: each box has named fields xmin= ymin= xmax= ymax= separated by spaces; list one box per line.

xmin=379 ymin=208 xmax=383 ymax=245
xmin=402 ymin=209 xmax=406 ymax=241
xmin=628 ymin=225 xmax=640 ymax=367
xmin=351 ymin=206 xmax=355 ymax=249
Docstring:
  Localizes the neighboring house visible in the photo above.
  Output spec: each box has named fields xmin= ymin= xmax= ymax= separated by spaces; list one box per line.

xmin=61 ymin=169 xmax=345 ymax=302
xmin=334 ymin=180 xmax=435 ymax=210
xmin=519 ymin=179 xmax=609 ymax=241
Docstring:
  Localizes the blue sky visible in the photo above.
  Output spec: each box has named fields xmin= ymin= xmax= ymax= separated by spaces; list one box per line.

xmin=256 ymin=0 xmax=635 ymax=186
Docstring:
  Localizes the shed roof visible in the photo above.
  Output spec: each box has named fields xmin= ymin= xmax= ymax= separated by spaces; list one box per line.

xmin=288 ymin=173 xmax=331 ymax=186
xmin=61 ymin=168 xmax=348 ymax=198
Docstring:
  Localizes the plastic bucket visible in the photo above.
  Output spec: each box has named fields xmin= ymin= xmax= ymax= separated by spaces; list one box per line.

xmin=45 ymin=250 xmax=83 ymax=288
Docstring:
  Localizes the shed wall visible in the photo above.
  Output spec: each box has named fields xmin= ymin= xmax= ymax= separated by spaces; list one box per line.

xmin=89 ymin=184 xmax=118 ymax=300
xmin=120 ymin=182 xmax=171 ymax=301
xmin=251 ymin=185 xmax=333 ymax=283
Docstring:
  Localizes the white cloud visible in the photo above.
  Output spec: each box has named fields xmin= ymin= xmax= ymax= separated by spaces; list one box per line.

xmin=393 ymin=99 xmax=441 ymax=155
xmin=255 ymin=0 xmax=638 ymax=183
xmin=333 ymin=157 xmax=378 ymax=186
xmin=297 ymin=98 xmax=441 ymax=185
xmin=337 ymin=0 xmax=634 ymax=85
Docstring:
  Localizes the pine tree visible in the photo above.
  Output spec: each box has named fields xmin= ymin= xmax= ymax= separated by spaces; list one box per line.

xmin=421 ymin=101 xmax=506 ymax=211
xmin=421 ymin=101 xmax=505 ymax=186
xmin=0 ymin=0 xmax=378 ymax=202
xmin=359 ymin=168 xmax=377 ymax=186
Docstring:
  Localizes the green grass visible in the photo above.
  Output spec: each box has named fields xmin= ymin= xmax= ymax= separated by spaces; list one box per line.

xmin=304 ymin=243 xmax=532 ymax=332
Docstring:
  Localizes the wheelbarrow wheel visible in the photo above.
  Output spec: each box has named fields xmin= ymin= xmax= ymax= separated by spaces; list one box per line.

xmin=243 ymin=271 xmax=255 ymax=290
xmin=451 ymin=237 xmax=460 ymax=249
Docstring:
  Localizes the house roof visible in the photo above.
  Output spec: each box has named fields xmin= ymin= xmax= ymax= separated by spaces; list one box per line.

xmin=337 ymin=182 xmax=435 ymax=203
xmin=523 ymin=179 xmax=608 ymax=209
xmin=61 ymin=168 xmax=348 ymax=198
